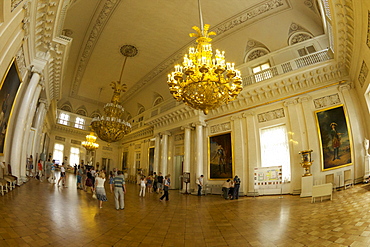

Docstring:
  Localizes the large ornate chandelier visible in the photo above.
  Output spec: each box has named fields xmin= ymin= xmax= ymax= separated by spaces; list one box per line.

xmin=90 ymin=45 xmax=137 ymax=144
xmin=82 ymin=132 xmax=99 ymax=151
xmin=167 ymin=2 xmax=243 ymax=115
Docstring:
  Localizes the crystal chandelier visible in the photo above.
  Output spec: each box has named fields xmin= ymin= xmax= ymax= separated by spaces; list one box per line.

xmin=167 ymin=1 xmax=243 ymax=115
xmin=91 ymin=45 xmax=137 ymax=144
xmin=82 ymin=132 xmax=99 ymax=151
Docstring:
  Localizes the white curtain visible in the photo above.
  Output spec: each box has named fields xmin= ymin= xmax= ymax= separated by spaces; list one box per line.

xmin=260 ymin=125 xmax=291 ymax=181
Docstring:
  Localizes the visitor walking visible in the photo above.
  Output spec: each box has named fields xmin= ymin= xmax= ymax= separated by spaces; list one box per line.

xmin=95 ymin=172 xmax=107 ymax=208
xmin=159 ymin=175 xmax=170 ymax=201
xmin=113 ymin=170 xmax=126 ymax=210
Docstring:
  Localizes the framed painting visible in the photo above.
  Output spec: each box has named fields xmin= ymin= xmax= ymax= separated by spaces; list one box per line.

xmin=209 ymin=132 xmax=233 ymax=179
xmin=148 ymin=147 xmax=154 ymax=175
xmin=0 ymin=58 xmax=22 ymax=155
xmin=315 ymin=105 xmax=352 ymax=171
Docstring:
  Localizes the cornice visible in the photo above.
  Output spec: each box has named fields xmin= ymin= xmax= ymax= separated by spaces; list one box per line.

xmin=332 ymin=0 xmax=354 ymax=72
xmin=121 ymin=126 xmax=154 ymax=144
xmin=70 ymin=0 xmax=121 ymax=100
xmin=207 ymin=61 xmax=348 ymax=118
xmin=53 ymin=123 xmax=89 ymax=136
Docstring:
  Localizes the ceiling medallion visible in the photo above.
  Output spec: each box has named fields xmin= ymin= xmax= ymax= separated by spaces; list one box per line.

xmin=166 ymin=0 xmax=243 ymax=115
xmin=90 ymin=45 xmax=138 ymax=144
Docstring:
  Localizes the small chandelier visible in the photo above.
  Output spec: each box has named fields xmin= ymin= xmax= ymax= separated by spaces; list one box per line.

xmin=82 ymin=132 xmax=99 ymax=151
xmin=91 ymin=45 xmax=138 ymax=144
xmin=167 ymin=0 xmax=243 ymax=115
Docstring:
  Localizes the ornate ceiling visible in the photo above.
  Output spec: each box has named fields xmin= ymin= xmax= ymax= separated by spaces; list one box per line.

xmin=60 ymin=0 xmax=325 ymax=116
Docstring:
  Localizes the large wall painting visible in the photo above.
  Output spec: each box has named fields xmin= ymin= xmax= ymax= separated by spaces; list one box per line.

xmin=209 ymin=132 xmax=233 ymax=180
xmin=315 ymin=105 xmax=352 ymax=171
xmin=0 ymin=58 xmax=22 ymax=155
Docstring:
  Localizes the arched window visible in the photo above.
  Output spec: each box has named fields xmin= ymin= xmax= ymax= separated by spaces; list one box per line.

xmin=153 ymin=96 xmax=163 ymax=106
xmin=60 ymin=104 xmax=72 ymax=112
xmin=76 ymin=108 xmax=87 ymax=116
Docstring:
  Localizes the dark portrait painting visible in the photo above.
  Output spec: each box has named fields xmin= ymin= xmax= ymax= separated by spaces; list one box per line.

xmin=315 ymin=105 xmax=352 ymax=171
xmin=0 ymin=59 xmax=22 ymax=155
xmin=209 ymin=132 xmax=233 ymax=179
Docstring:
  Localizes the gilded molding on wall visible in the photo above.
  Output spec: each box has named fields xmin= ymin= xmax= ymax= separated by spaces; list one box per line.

xmin=11 ymin=0 xmax=24 ymax=11
xmin=16 ymin=46 xmax=27 ymax=78
xmin=174 ymin=134 xmax=184 ymax=141
xmin=70 ymin=0 xmax=121 ymax=98
xmin=102 ymin=146 xmax=113 ymax=151
xmin=210 ymin=122 xmax=231 ymax=134
xmin=257 ymin=108 xmax=285 ymax=123
xmin=313 ymin=93 xmax=341 ymax=109
xmin=71 ymin=140 xmax=81 ymax=145
xmin=358 ymin=61 xmax=368 ymax=88
xmin=55 ymin=136 xmax=66 ymax=141
xmin=367 ymin=11 xmax=370 ymax=49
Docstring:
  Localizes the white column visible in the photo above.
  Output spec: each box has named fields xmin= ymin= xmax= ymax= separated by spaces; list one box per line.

xmin=231 ymin=114 xmax=246 ymax=196
xmin=181 ymin=125 xmax=192 ymax=192
xmin=32 ymin=98 xmax=48 ymax=161
xmin=160 ymin=131 xmax=170 ymax=176
xmin=153 ymin=134 xmax=160 ymax=174
xmin=339 ymin=84 xmax=362 ymax=181
xmin=246 ymin=112 xmax=258 ymax=195
xmin=21 ymin=81 xmax=44 ymax=176
xmin=10 ymin=70 xmax=42 ymax=184
xmin=284 ymin=98 xmax=306 ymax=192
xmin=194 ymin=121 xmax=205 ymax=178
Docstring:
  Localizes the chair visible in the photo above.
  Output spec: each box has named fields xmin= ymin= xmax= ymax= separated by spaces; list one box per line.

xmin=344 ymin=170 xmax=353 ymax=189
xmin=0 ymin=164 xmax=8 ymax=195
xmin=3 ymin=164 xmax=16 ymax=190
xmin=325 ymin=174 xmax=336 ymax=191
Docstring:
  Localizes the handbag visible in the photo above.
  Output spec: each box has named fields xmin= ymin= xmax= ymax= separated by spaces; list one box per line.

xmin=92 ymin=192 xmax=97 ymax=199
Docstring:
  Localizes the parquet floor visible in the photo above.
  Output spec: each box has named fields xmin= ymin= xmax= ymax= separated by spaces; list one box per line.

xmin=1 ymin=173 xmax=370 ymax=246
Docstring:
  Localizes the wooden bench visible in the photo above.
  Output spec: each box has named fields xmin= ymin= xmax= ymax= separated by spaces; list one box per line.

xmin=311 ymin=183 xmax=332 ymax=203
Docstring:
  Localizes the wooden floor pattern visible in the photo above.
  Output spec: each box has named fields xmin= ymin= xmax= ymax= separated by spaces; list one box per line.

xmin=1 ymin=173 xmax=370 ymax=246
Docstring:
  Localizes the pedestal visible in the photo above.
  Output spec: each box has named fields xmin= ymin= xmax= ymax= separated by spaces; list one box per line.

xmin=300 ymin=176 xmax=313 ymax=197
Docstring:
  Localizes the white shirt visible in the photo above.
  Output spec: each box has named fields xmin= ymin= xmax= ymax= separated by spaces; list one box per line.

xmin=95 ymin=177 xmax=105 ymax=188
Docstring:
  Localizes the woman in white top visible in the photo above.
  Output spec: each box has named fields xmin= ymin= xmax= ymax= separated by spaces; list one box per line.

xmin=95 ymin=172 xmax=107 ymax=208
xmin=139 ymin=176 xmax=146 ymax=197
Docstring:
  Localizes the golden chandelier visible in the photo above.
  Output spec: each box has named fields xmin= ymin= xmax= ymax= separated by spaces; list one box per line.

xmin=167 ymin=23 xmax=243 ymax=115
xmin=90 ymin=45 xmax=137 ymax=143
xmin=82 ymin=132 xmax=99 ymax=151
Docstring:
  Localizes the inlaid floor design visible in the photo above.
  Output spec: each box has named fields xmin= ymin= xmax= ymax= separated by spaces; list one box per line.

xmin=1 ymin=174 xmax=370 ymax=246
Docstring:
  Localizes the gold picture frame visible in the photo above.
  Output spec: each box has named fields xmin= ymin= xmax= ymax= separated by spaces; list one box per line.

xmin=315 ymin=104 xmax=352 ymax=171
xmin=208 ymin=132 xmax=233 ymax=180
xmin=0 ymin=58 xmax=23 ymax=155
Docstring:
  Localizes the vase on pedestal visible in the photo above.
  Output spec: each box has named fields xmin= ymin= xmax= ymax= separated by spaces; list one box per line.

xmin=299 ymin=150 xmax=313 ymax=177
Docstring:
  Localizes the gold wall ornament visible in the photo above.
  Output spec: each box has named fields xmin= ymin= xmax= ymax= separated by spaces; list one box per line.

xmin=299 ymin=150 xmax=313 ymax=176
xmin=82 ymin=132 xmax=99 ymax=151
xmin=167 ymin=23 xmax=243 ymax=115
xmin=90 ymin=45 xmax=137 ymax=144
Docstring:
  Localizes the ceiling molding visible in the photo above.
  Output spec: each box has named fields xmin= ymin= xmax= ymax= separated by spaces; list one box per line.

xmin=122 ymin=0 xmax=291 ymax=103
xmin=69 ymin=0 xmax=121 ymax=99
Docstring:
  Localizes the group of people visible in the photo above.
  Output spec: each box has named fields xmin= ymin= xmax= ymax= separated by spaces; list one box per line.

xmin=26 ymin=155 xmax=63 ymax=186
xmin=76 ymin=165 xmax=125 ymax=210
xmin=222 ymin=175 xmax=241 ymax=200
xmin=138 ymin=172 xmax=171 ymax=201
